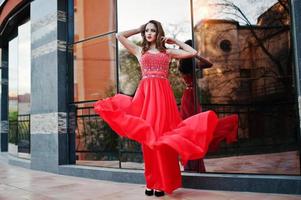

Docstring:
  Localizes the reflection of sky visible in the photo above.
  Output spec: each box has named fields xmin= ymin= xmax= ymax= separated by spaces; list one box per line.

xmin=118 ymin=0 xmax=192 ymax=41
xmin=18 ymin=21 xmax=31 ymax=96
xmin=8 ymin=20 xmax=31 ymax=110
xmin=193 ymin=0 xmax=278 ymax=25
xmin=8 ymin=37 xmax=18 ymax=97
xmin=118 ymin=0 xmax=279 ymax=41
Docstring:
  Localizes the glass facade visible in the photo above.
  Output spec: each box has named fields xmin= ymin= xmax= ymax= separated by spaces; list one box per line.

xmin=193 ymin=0 xmax=299 ymax=175
xmin=73 ymin=35 xmax=116 ymax=102
xmin=71 ymin=0 xmax=300 ymax=175
xmin=74 ymin=0 xmax=116 ymax=42
xmin=8 ymin=21 xmax=31 ymax=157
xmin=18 ymin=22 xmax=31 ymax=116
xmin=8 ymin=36 xmax=18 ymax=156
xmin=72 ymin=0 xmax=118 ymax=165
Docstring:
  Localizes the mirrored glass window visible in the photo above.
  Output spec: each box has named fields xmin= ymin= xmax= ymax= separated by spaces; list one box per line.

xmin=8 ymin=36 xmax=19 ymax=156
xmin=193 ymin=0 xmax=300 ymax=175
xmin=8 ymin=20 xmax=31 ymax=157
xmin=73 ymin=35 xmax=117 ymax=102
xmin=74 ymin=0 xmax=116 ymax=42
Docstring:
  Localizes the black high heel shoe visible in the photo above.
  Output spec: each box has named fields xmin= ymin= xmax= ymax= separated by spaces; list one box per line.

xmin=145 ymin=188 xmax=154 ymax=196
xmin=154 ymin=190 xmax=165 ymax=197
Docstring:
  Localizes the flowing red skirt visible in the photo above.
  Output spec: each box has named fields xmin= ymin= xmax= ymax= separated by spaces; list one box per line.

xmin=94 ymin=77 xmax=238 ymax=193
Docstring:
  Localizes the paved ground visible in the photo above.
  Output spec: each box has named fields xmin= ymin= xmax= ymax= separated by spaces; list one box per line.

xmin=0 ymin=155 xmax=301 ymax=200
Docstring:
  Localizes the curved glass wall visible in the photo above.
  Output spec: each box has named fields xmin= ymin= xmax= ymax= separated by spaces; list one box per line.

xmin=8 ymin=36 xmax=18 ymax=156
xmin=193 ymin=0 xmax=299 ymax=175
xmin=71 ymin=0 xmax=118 ymax=166
xmin=71 ymin=0 xmax=300 ymax=175
xmin=8 ymin=21 xmax=31 ymax=158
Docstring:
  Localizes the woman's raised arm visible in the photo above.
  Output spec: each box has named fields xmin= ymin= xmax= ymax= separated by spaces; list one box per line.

xmin=116 ymin=26 xmax=143 ymax=57
xmin=163 ymin=37 xmax=197 ymax=59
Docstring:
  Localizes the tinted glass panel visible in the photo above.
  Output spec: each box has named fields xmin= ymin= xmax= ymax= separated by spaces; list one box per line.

xmin=73 ymin=35 xmax=117 ymax=102
xmin=74 ymin=0 xmax=116 ymax=42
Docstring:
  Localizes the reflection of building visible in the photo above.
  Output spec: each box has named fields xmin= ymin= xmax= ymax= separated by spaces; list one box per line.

xmin=257 ymin=0 xmax=290 ymax=26
xmin=195 ymin=0 xmax=291 ymax=104
xmin=74 ymin=0 xmax=116 ymax=102
xmin=195 ymin=20 xmax=240 ymax=103
xmin=0 ymin=0 xmax=300 ymax=195
xmin=18 ymin=93 xmax=30 ymax=114
xmin=195 ymin=0 xmax=295 ymax=142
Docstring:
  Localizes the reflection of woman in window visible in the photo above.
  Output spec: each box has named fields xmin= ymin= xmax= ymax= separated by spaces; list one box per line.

xmin=94 ymin=20 xmax=238 ymax=197
xmin=179 ymin=40 xmax=209 ymax=173
xmin=179 ymin=40 xmax=238 ymax=173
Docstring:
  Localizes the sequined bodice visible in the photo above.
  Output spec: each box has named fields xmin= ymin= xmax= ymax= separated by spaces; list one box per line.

xmin=140 ymin=51 xmax=170 ymax=79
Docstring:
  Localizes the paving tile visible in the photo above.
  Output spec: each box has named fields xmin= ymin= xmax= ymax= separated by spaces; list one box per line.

xmin=1 ymin=155 xmax=301 ymax=200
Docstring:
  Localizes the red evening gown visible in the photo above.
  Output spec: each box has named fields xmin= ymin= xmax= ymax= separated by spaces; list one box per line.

xmin=180 ymin=75 xmax=202 ymax=119
xmin=180 ymin=75 xmax=238 ymax=172
xmin=94 ymin=51 xmax=238 ymax=194
xmin=180 ymin=74 xmax=206 ymax=172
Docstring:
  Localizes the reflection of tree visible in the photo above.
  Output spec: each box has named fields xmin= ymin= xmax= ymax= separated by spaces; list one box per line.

xmin=9 ymin=111 xmax=18 ymax=121
xmin=77 ymin=117 xmax=119 ymax=160
xmin=169 ymin=59 xmax=186 ymax=103
xmin=197 ymin=0 xmax=297 ymax=155
xmin=104 ymin=84 xmax=116 ymax=98
xmin=165 ymin=21 xmax=191 ymax=43
xmin=166 ymin=23 xmax=187 ymax=38
xmin=196 ymin=0 xmax=292 ymax=103
xmin=215 ymin=0 xmax=291 ymax=89
xmin=8 ymin=111 xmax=18 ymax=144
xmin=119 ymin=43 xmax=141 ymax=96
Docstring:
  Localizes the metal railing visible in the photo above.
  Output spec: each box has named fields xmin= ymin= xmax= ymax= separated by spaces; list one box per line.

xmin=236 ymin=76 xmax=292 ymax=100
xmin=73 ymin=104 xmax=142 ymax=168
xmin=71 ymin=101 xmax=299 ymax=166
xmin=202 ymin=102 xmax=299 ymax=157
xmin=8 ymin=114 xmax=31 ymax=153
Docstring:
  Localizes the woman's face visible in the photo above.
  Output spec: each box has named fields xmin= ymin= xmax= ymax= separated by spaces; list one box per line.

xmin=145 ymin=23 xmax=157 ymax=43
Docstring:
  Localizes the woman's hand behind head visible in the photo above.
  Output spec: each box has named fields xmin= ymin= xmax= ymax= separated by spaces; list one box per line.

xmin=161 ymin=37 xmax=176 ymax=45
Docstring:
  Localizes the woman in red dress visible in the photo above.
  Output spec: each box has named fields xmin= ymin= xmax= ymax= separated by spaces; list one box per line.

xmin=179 ymin=40 xmax=238 ymax=173
xmin=94 ymin=20 xmax=238 ymax=197
xmin=179 ymin=40 xmax=206 ymax=173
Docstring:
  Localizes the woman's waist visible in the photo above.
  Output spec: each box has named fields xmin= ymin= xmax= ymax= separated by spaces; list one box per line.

xmin=142 ymin=71 xmax=168 ymax=79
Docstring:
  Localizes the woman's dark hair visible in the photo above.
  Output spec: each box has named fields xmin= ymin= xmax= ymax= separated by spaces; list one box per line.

xmin=141 ymin=20 xmax=166 ymax=54
xmin=178 ymin=40 xmax=193 ymax=74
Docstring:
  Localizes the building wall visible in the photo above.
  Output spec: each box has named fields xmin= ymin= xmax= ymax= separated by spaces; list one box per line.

xmin=0 ymin=0 xmax=23 ymax=26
